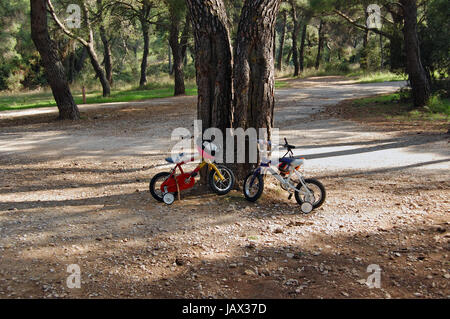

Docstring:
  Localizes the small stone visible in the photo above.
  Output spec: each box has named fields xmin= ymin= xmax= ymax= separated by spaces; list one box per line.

xmin=286 ymin=253 xmax=294 ymax=258
xmin=357 ymin=279 xmax=366 ymax=285
xmin=274 ymin=228 xmax=283 ymax=234
xmin=244 ymin=269 xmax=255 ymax=276
xmin=443 ymin=274 xmax=450 ymax=279
xmin=229 ymin=263 xmax=237 ymax=268
xmin=175 ymin=258 xmax=184 ymax=266
xmin=285 ymin=279 xmax=298 ymax=286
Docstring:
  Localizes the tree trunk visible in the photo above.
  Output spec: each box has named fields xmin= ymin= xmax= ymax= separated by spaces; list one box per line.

xmin=169 ymin=11 xmax=185 ymax=96
xmin=290 ymin=2 xmax=300 ymax=76
xmin=30 ymin=0 xmax=80 ymax=120
xmin=233 ymin=0 xmax=281 ymax=180
xmin=180 ymin=13 xmax=191 ymax=66
xmin=299 ymin=23 xmax=307 ymax=72
xmin=186 ymin=0 xmax=233 ymax=184
xmin=140 ymin=21 xmax=150 ymax=87
xmin=315 ymin=20 xmax=324 ymax=70
xmin=285 ymin=47 xmax=292 ymax=64
xmin=86 ymin=42 xmax=110 ymax=97
xmin=97 ymin=0 xmax=112 ymax=85
xmin=186 ymin=0 xmax=233 ymax=133
xmin=400 ymin=0 xmax=430 ymax=107
xmin=276 ymin=11 xmax=286 ymax=71
xmin=75 ymin=46 xmax=87 ymax=73
xmin=67 ymin=46 xmax=75 ymax=83
xmin=360 ymin=10 xmax=369 ymax=69
xmin=168 ymin=43 xmax=173 ymax=75
xmin=99 ymin=27 xmax=112 ymax=85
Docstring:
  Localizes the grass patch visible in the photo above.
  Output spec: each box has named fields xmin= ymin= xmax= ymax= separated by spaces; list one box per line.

xmin=350 ymin=71 xmax=406 ymax=84
xmin=275 ymin=80 xmax=290 ymax=89
xmin=1 ymin=80 xmax=290 ymax=112
xmin=0 ymin=85 xmax=197 ymax=112
xmin=427 ymin=94 xmax=450 ymax=115
xmin=276 ymin=65 xmax=406 ymax=84
xmin=350 ymin=93 xmax=449 ymax=122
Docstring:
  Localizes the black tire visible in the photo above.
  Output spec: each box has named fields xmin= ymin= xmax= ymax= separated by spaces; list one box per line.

xmin=209 ymin=165 xmax=235 ymax=195
xmin=243 ymin=172 xmax=264 ymax=202
xmin=149 ymin=172 xmax=174 ymax=202
xmin=295 ymin=178 xmax=326 ymax=209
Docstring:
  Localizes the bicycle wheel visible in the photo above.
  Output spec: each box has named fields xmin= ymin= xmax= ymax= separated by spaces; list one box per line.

xmin=149 ymin=172 xmax=174 ymax=202
xmin=294 ymin=178 xmax=326 ymax=209
xmin=243 ymin=172 xmax=264 ymax=202
xmin=209 ymin=165 xmax=235 ymax=195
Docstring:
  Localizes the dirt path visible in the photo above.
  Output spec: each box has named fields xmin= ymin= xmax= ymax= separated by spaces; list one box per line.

xmin=0 ymin=78 xmax=448 ymax=299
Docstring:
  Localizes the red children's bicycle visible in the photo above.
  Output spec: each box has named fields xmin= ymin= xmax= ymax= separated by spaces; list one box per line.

xmin=149 ymin=137 xmax=235 ymax=204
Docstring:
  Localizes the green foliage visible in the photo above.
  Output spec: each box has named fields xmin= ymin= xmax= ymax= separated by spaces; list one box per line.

xmin=0 ymin=0 xmax=31 ymax=91
xmin=324 ymin=61 xmax=350 ymax=73
xmin=0 ymin=84 xmax=198 ymax=112
xmin=352 ymin=92 xmax=450 ymax=122
xmin=419 ymin=0 xmax=450 ymax=79
xmin=352 ymin=71 xmax=406 ymax=84
xmin=426 ymin=93 xmax=450 ymax=115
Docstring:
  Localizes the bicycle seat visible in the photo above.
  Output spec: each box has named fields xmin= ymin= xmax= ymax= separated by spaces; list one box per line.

xmin=279 ymin=157 xmax=304 ymax=167
xmin=165 ymin=153 xmax=185 ymax=164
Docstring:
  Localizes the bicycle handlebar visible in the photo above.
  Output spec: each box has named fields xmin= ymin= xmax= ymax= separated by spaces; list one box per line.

xmin=258 ymin=138 xmax=296 ymax=150
xmin=180 ymin=134 xmax=215 ymax=143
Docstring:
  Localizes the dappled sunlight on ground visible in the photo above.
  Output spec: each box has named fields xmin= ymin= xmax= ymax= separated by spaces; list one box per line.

xmin=0 ymin=79 xmax=448 ymax=298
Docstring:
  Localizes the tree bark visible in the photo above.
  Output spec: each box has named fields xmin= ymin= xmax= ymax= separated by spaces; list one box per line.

xmin=233 ymin=0 xmax=281 ymax=179
xmin=289 ymin=1 xmax=300 ymax=76
xmin=140 ymin=20 xmax=150 ymax=87
xmin=169 ymin=10 xmax=185 ymax=96
xmin=180 ymin=13 xmax=191 ymax=65
xmin=400 ymin=0 xmax=430 ymax=107
xmin=315 ymin=20 xmax=324 ymax=70
xmin=86 ymin=42 xmax=110 ymax=97
xmin=360 ymin=10 xmax=369 ymax=69
xmin=97 ymin=0 xmax=112 ymax=85
xmin=285 ymin=47 xmax=292 ymax=64
xmin=299 ymin=23 xmax=307 ymax=72
xmin=276 ymin=11 xmax=286 ymax=70
xmin=186 ymin=0 xmax=233 ymax=132
xmin=30 ymin=0 xmax=80 ymax=120
xmin=100 ymin=29 xmax=113 ymax=85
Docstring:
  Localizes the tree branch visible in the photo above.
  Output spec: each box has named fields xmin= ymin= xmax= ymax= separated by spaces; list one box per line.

xmin=333 ymin=9 xmax=393 ymax=40
xmin=47 ymin=0 xmax=89 ymax=47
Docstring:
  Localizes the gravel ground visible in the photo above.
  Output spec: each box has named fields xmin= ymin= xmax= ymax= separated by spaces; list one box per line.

xmin=0 ymin=77 xmax=448 ymax=298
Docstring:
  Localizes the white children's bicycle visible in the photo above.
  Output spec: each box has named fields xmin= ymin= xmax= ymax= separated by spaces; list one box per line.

xmin=243 ymin=138 xmax=326 ymax=213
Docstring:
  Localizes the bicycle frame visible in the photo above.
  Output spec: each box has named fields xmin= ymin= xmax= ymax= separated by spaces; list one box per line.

xmin=252 ymin=161 xmax=312 ymax=197
xmin=168 ymin=154 xmax=225 ymax=181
